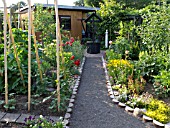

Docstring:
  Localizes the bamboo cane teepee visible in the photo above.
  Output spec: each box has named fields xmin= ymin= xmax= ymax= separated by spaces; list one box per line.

xmin=27 ymin=0 xmax=31 ymax=112
xmin=2 ymin=0 xmax=8 ymax=109
xmin=54 ymin=0 xmax=61 ymax=112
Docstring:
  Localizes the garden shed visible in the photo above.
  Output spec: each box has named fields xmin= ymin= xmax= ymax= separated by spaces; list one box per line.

xmin=18 ymin=4 xmax=100 ymax=40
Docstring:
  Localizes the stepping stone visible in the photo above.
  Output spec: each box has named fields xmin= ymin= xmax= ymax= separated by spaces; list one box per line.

xmin=142 ymin=115 xmax=152 ymax=122
xmin=112 ymin=99 xmax=119 ymax=104
xmin=71 ymin=95 xmax=76 ymax=99
xmin=45 ymin=116 xmax=60 ymax=122
xmin=125 ymin=106 xmax=134 ymax=112
xmin=16 ymin=114 xmax=35 ymax=124
xmin=118 ymin=102 xmax=126 ymax=108
xmin=73 ymin=88 xmax=77 ymax=92
xmin=64 ymin=113 xmax=71 ymax=119
xmin=63 ymin=119 xmax=69 ymax=126
xmin=67 ymin=108 xmax=72 ymax=113
xmin=68 ymin=103 xmax=74 ymax=108
xmin=74 ymin=85 xmax=78 ymax=89
xmin=70 ymin=99 xmax=75 ymax=103
xmin=110 ymin=95 xmax=115 ymax=99
xmin=1 ymin=113 xmax=20 ymax=123
xmin=153 ymin=120 xmax=164 ymax=128
xmin=0 ymin=112 xmax=6 ymax=120
xmin=72 ymin=91 xmax=77 ymax=95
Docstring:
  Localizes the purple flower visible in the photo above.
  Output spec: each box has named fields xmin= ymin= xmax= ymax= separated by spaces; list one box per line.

xmin=24 ymin=118 xmax=27 ymax=122
xmin=28 ymin=116 xmax=32 ymax=120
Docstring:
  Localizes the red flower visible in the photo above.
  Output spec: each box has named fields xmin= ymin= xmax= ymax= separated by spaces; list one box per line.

xmin=65 ymin=42 xmax=70 ymax=45
xmin=74 ymin=59 xmax=80 ymax=66
xmin=70 ymin=37 xmax=75 ymax=43
xmin=70 ymin=55 xmax=75 ymax=60
xmin=69 ymin=42 xmax=72 ymax=46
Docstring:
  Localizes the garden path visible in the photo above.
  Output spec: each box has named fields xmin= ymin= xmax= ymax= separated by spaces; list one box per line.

xmin=69 ymin=51 xmax=151 ymax=128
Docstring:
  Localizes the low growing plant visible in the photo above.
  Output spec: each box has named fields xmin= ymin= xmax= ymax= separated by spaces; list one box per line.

xmin=24 ymin=115 xmax=64 ymax=128
xmin=145 ymin=99 xmax=170 ymax=124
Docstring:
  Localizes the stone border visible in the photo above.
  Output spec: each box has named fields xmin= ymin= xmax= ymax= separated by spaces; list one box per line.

xmin=63 ymin=57 xmax=86 ymax=128
xmin=101 ymin=56 xmax=170 ymax=128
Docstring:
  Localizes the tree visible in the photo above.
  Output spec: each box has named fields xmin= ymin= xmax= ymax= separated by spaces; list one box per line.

xmin=84 ymin=0 xmax=104 ymax=7
xmin=10 ymin=1 xmax=27 ymax=28
xmin=74 ymin=0 xmax=85 ymax=6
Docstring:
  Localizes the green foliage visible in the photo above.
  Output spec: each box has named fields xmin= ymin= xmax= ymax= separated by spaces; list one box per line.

xmin=106 ymin=49 xmax=122 ymax=60
xmin=137 ymin=2 xmax=170 ymax=54
xmin=3 ymin=93 xmax=16 ymax=110
xmin=135 ymin=51 xmax=169 ymax=82
xmin=34 ymin=4 xmax=55 ymax=44
xmin=154 ymin=70 xmax=170 ymax=97
xmin=145 ymin=99 xmax=170 ymax=124
xmin=85 ymin=0 xmax=104 ymax=7
xmin=24 ymin=115 xmax=64 ymax=128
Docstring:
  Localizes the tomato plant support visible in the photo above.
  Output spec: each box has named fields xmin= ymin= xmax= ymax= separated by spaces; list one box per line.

xmin=3 ymin=0 xmax=8 ymax=110
xmin=54 ymin=0 xmax=60 ymax=112
xmin=2 ymin=0 xmax=25 ymax=87
xmin=30 ymin=12 xmax=43 ymax=83
xmin=27 ymin=0 xmax=31 ymax=112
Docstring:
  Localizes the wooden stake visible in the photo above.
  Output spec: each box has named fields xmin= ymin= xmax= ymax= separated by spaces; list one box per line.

xmin=30 ymin=13 xmax=43 ymax=83
xmin=3 ymin=0 xmax=8 ymax=110
xmin=27 ymin=0 xmax=31 ymax=112
xmin=54 ymin=0 xmax=60 ymax=112
xmin=2 ymin=0 xmax=25 ymax=87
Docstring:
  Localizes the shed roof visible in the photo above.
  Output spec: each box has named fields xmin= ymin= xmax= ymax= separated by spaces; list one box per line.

xmin=17 ymin=4 xmax=100 ymax=14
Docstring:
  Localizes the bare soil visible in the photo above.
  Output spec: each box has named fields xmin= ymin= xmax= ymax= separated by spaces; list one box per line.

xmin=144 ymin=83 xmax=170 ymax=106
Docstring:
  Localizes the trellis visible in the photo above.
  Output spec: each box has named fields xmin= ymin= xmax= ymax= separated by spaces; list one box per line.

xmin=2 ymin=0 xmax=61 ymax=112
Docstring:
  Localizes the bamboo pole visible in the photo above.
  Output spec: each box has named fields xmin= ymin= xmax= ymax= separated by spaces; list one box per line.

xmin=3 ymin=0 xmax=8 ymax=110
xmin=54 ymin=0 xmax=60 ymax=112
xmin=2 ymin=0 xmax=25 ymax=87
xmin=27 ymin=0 xmax=31 ymax=112
xmin=30 ymin=13 xmax=43 ymax=83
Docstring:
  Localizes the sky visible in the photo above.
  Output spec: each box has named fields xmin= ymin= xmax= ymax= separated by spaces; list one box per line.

xmin=0 ymin=0 xmax=77 ymax=7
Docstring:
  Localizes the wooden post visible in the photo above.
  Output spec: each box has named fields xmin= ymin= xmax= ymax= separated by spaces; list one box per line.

xmin=3 ymin=0 xmax=8 ymax=109
xmin=27 ymin=0 xmax=31 ymax=112
xmin=2 ymin=0 xmax=25 ymax=87
xmin=30 ymin=15 xmax=43 ymax=83
xmin=54 ymin=0 xmax=60 ymax=112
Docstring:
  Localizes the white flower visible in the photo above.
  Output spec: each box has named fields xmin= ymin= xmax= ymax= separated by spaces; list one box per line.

xmin=125 ymin=50 xmax=129 ymax=54
xmin=109 ymin=40 xmax=113 ymax=44
xmin=39 ymin=115 xmax=43 ymax=119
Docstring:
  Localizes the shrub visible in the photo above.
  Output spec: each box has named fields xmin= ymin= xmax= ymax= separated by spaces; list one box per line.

xmin=153 ymin=70 xmax=170 ymax=98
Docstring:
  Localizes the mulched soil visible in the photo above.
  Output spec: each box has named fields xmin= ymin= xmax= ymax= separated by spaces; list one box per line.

xmin=0 ymin=94 xmax=66 ymax=117
xmin=69 ymin=57 xmax=153 ymax=128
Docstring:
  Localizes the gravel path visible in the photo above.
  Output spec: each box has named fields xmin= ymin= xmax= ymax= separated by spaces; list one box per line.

xmin=69 ymin=55 xmax=149 ymax=128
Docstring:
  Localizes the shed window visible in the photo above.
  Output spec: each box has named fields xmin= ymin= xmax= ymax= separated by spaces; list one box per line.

xmin=59 ymin=15 xmax=71 ymax=30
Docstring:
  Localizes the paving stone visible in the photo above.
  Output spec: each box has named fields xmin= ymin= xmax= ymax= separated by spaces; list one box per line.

xmin=45 ymin=116 xmax=60 ymax=122
xmin=0 ymin=112 xmax=6 ymax=120
xmin=16 ymin=114 xmax=35 ymax=124
xmin=70 ymin=99 xmax=75 ymax=103
xmin=1 ymin=113 xmax=20 ymax=123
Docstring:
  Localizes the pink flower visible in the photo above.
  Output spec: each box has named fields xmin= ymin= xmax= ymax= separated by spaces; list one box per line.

xmin=70 ymin=37 xmax=75 ymax=43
